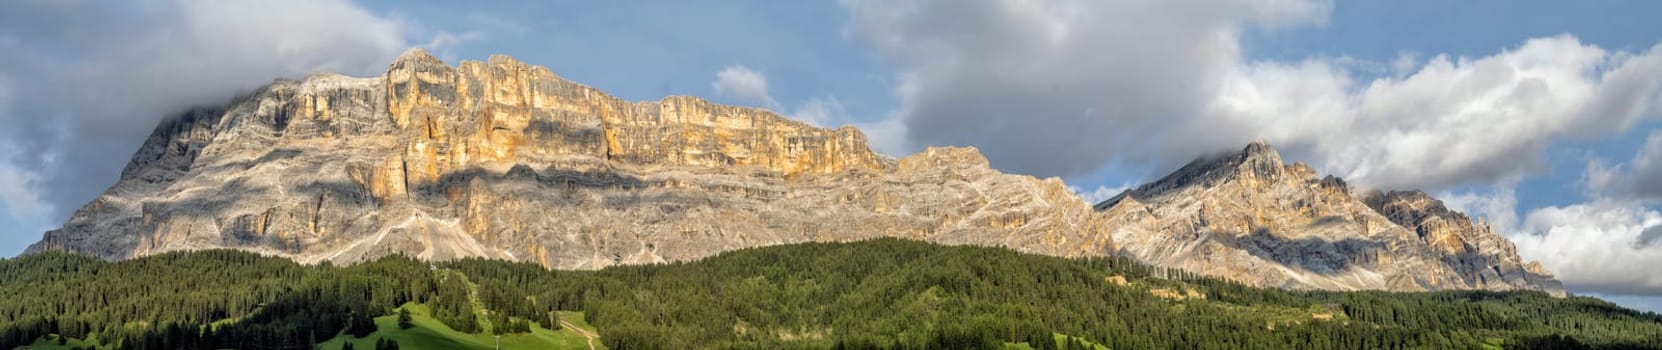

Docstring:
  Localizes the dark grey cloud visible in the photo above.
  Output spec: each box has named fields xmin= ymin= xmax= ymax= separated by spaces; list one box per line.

xmin=1638 ymin=225 xmax=1662 ymax=248
xmin=0 ymin=0 xmax=418 ymax=223
xmin=1586 ymin=130 xmax=1662 ymax=201
xmin=840 ymin=0 xmax=1330 ymax=178
xmin=1631 ymin=132 xmax=1662 ymax=199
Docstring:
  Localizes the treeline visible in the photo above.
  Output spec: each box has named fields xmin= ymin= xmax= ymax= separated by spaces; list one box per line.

xmin=2 ymin=239 xmax=1660 ymax=349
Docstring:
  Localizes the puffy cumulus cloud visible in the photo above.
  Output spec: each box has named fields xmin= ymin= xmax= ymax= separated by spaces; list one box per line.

xmin=711 ymin=65 xmax=777 ymax=108
xmin=1509 ymin=200 xmax=1662 ymax=296
xmin=1218 ymin=37 xmax=1662 ymax=190
xmin=841 ymin=1 xmax=1662 ymax=192
xmin=0 ymin=0 xmax=439 ymax=222
xmin=1442 ymin=182 xmax=1662 ymax=296
xmin=1444 ymin=138 xmax=1662 ymax=297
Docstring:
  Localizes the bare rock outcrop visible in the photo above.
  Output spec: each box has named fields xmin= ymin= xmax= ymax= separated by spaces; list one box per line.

xmin=1095 ymin=141 xmax=1564 ymax=295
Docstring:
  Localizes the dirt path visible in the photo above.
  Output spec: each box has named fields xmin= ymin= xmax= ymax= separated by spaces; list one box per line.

xmin=560 ymin=319 xmax=598 ymax=350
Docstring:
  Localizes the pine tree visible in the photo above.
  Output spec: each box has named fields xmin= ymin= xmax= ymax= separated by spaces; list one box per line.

xmin=397 ymin=308 xmax=413 ymax=330
xmin=375 ymin=337 xmax=400 ymax=350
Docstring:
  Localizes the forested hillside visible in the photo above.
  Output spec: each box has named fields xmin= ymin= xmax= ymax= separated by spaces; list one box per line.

xmin=2 ymin=239 xmax=1659 ymax=349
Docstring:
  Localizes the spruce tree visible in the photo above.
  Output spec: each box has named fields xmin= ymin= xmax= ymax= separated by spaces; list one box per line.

xmin=397 ymin=308 xmax=413 ymax=330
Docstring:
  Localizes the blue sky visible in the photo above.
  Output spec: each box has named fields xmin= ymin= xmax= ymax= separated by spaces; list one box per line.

xmin=3 ymin=0 xmax=1662 ymax=312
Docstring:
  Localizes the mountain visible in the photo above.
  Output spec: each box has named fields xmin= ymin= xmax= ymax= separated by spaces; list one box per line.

xmin=1094 ymin=142 xmax=1564 ymax=295
xmin=26 ymin=49 xmax=1105 ymax=269
xmin=27 ymin=49 xmax=1559 ymax=296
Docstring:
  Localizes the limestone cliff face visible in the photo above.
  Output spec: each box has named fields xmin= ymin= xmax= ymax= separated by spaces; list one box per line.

xmin=27 ymin=49 xmax=1096 ymax=269
xmin=1094 ymin=142 xmax=1564 ymax=295
xmin=27 ymin=50 xmax=1560 ymax=296
xmin=1359 ymin=190 xmax=1562 ymax=293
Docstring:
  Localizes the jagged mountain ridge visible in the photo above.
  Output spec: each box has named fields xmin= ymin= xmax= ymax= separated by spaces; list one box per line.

xmin=27 ymin=49 xmax=1560 ymax=295
xmin=28 ymin=49 xmax=1107 ymax=269
xmin=1096 ymin=142 xmax=1562 ymax=295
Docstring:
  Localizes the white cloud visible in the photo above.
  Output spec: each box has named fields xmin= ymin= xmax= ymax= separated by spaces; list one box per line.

xmin=1442 ymin=182 xmax=1662 ymax=296
xmin=790 ymin=96 xmax=846 ymax=127
xmin=855 ymin=118 xmax=911 ymax=157
xmin=841 ymin=1 xmax=1662 ymax=192
xmin=1512 ymin=200 xmax=1662 ymax=296
xmin=0 ymin=0 xmax=448 ymax=222
xmin=1444 ymin=138 xmax=1662 ymax=297
xmin=1217 ymin=36 xmax=1662 ymax=191
xmin=711 ymin=65 xmax=777 ymax=107
xmin=1439 ymin=185 xmax=1522 ymax=233
xmin=1070 ymin=183 xmax=1130 ymax=205
xmin=708 ymin=65 xmax=911 ymax=156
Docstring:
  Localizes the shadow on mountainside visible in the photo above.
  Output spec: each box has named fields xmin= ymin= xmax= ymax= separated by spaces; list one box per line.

xmin=1212 ymin=228 xmax=1390 ymax=277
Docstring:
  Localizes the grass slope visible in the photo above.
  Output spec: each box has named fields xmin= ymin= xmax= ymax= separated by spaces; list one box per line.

xmin=1002 ymin=333 xmax=1111 ymax=350
xmin=18 ymin=334 xmax=96 ymax=350
xmin=316 ymin=304 xmax=600 ymax=350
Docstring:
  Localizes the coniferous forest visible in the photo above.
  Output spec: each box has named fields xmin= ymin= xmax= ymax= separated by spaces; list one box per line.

xmin=2 ymin=239 xmax=1660 ymax=349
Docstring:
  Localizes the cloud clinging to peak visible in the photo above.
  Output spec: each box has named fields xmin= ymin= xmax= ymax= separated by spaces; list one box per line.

xmin=0 ymin=0 xmax=439 ymax=223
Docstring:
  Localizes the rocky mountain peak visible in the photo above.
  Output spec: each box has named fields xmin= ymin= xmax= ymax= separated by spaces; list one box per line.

xmin=898 ymin=146 xmax=989 ymax=174
xmin=1241 ymin=139 xmax=1281 ymax=161
xmin=1096 ymin=141 xmax=1564 ymax=295
xmin=391 ymin=47 xmax=443 ymax=67
xmin=1101 ymin=141 xmax=1293 ymax=209
xmin=1238 ymin=139 xmax=1284 ymax=179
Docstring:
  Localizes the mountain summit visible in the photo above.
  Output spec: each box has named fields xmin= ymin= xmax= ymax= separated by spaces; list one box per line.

xmin=27 ymin=50 xmax=1561 ymax=295
xmin=1096 ymin=142 xmax=1563 ymax=295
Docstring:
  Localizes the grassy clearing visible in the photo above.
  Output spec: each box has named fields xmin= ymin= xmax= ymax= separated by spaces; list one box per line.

xmin=315 ymin=303 xmax=600 ymax=350
xmin=1002 ymin=333 xmax=1111 ymax=350
xmin=18 ymin=334 xmax=97 ymax=350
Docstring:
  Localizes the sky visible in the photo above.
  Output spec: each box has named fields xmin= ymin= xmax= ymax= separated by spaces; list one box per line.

xmin=2 ymin=0 xmax=1662 ymax=312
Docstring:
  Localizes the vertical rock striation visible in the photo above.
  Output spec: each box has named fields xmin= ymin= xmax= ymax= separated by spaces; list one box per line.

xmin=27 ymin=49 xmax=1091 ymax=269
